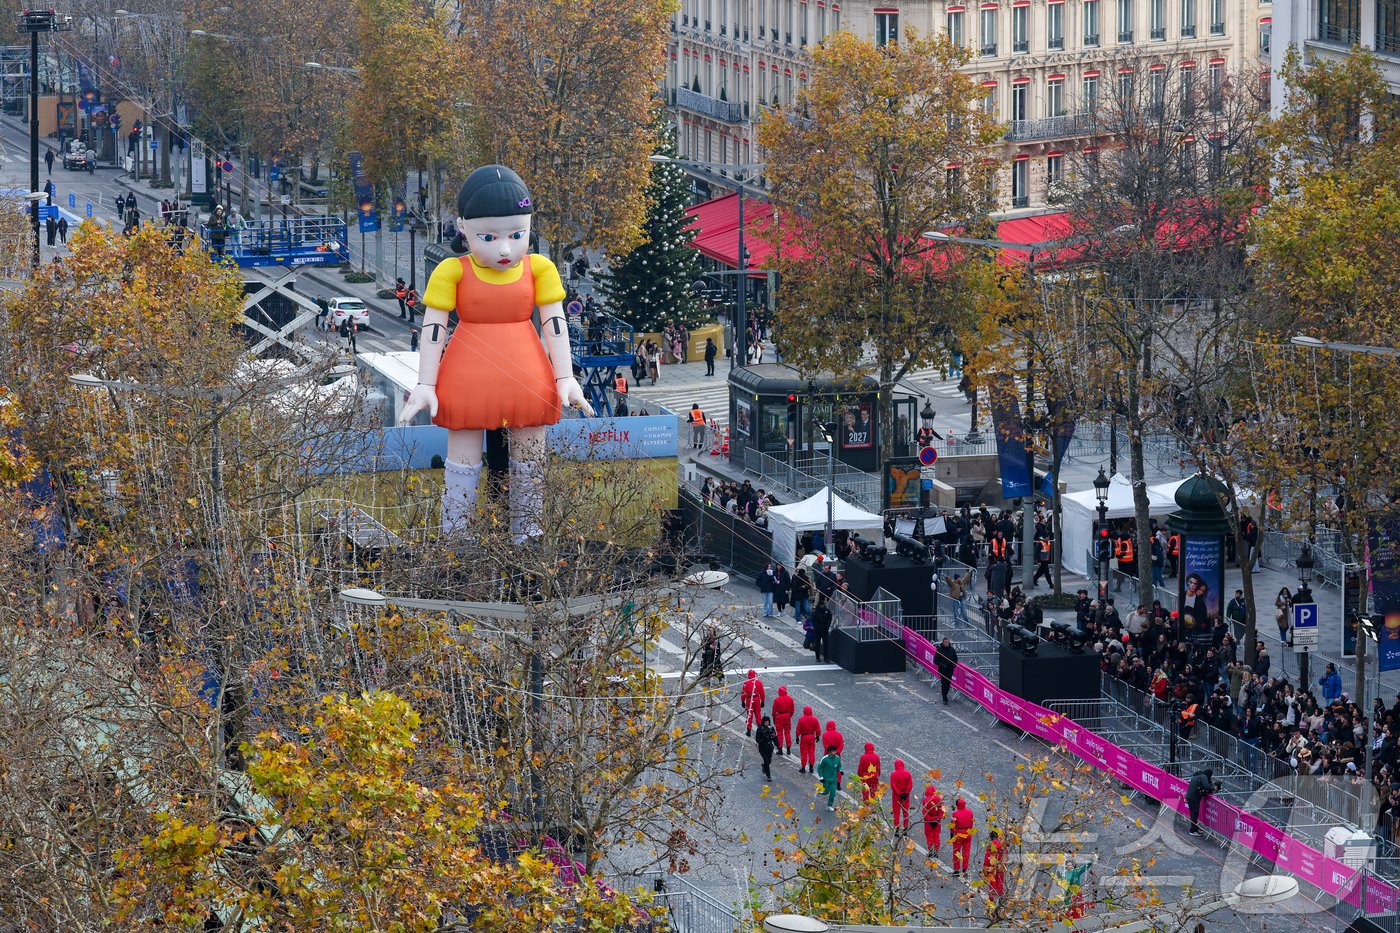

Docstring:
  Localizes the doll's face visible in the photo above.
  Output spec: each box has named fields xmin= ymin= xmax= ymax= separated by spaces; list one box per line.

xmin=458 ymin=213 xmax=531 ymax=269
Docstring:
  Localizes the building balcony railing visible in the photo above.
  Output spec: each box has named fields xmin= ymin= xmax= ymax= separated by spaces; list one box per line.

xmin=1085 ymin=32 xmax=1101 ymax=45
xmin=1013 ymin=38 xmax=1029 ymax=51
xmin=1005 ymin=112 xmax=1097 ymax=141
xmin=1049 ymin=35 xmax=1065 ymax=48
xmin=981 ymin=42 xmax=998 ymax=55
xmin=676 ymin=86 xmax=747 ymax=123
xmin=1181 ymin=23 xmax=1197 ymax=35
xmin=1210 ymin=20 xmax=1225 ymax=33
xmin=1316 ymin=22 xmax=1360 ymax=43
xmin=1118 ymin=28 xmax=1134 ymax=40
xmin=1151 ymin=25 xmax=1166 ymax=37
xmin=1380 ymin=31 xmax=1400 ymax=52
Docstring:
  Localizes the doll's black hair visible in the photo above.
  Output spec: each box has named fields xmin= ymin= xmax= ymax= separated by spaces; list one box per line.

xmin=450 ymin=164 xmax=533 ymax=252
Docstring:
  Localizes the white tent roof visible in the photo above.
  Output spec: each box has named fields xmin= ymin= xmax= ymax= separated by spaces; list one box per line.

xmin=768 ymin=487 xmax=885 ymax=565
xmin=1062 ymin=473 xmax=1188 ymax=517
xmin=768 ymin=487 xmax=885 ymax=530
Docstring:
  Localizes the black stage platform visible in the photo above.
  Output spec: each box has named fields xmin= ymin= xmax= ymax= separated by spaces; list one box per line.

xmin=843 ymin=553 xmax=939 ymax=616
xmin=831 ymin=627 xmax=907 ymax=674
xmin=998 ymin=641 xmax=1100 ymax=706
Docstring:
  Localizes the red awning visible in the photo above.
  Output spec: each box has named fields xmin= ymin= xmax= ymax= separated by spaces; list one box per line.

xmin=684 ymin=192 xmax=805 ymax=273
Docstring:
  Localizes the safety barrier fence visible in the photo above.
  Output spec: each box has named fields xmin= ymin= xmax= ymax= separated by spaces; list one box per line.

xmin=851 ymin=593 xmax=1400 ymax=913
xmin=635 ymin=871 xmax=742 ymax=933
xmin=740 ymin=447 xmax=882 ymax=515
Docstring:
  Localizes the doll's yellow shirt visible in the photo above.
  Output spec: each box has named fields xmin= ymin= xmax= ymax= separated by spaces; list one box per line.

xmin=422 ymin=253 xmax=566 ymax=312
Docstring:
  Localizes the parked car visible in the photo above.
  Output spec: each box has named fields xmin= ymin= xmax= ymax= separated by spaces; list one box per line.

xmin=60 ymin=139 xmax=90 ymax=171
xmin=327 ymin=296 xmax=369 ymax=329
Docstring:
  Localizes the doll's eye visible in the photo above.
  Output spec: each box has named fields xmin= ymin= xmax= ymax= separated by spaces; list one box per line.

xmin=477 ymin=234 xmax=496 ymax=243
xmin=510 ymin=230 xmax=526 ymax=240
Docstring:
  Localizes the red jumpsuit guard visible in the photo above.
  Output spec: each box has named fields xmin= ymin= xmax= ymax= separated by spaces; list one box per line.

xmin=772 ymin=686 xmax=796 ymax=755
xmin=821 ymin=721 xmax=845 ymax=788
xmin=889 ymin=759 xmax=914 ymax=830
xmin=795 ymin=706 xmax=821 ymax=773
xmin=922 ymin=785 xmax=946 ymax=854
xmin=982 ymin=831 xmax=1006 ymax=898
xmin=857 ymin=742 xmax=882 ymax=802
xmin=741 ymin=670 xmax=766 ymax=734
xmin=950 ymin=798 xmax=975 ymax=874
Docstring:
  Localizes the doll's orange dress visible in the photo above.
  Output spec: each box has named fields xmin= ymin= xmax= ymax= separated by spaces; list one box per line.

xmin=425 ymin=254 xmax=564 ymax=430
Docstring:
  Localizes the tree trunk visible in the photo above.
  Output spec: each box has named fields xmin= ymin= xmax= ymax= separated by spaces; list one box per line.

xmin=1126 ymin=372 xmax=1155 ymax=609
xmin=879 ymin=360 xmax=896 ymax=471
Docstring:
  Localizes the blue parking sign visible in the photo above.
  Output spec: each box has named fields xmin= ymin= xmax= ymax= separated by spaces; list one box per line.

xmin=1292 ymin=602 xmax=1319 ymax=650
xmin=85 ymin=202 xmax=92 ymax=218
xmin=68 ymin=192 xmax=75 ymax=208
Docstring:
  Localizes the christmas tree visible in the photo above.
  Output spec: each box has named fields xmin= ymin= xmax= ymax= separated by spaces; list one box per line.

xmin=601 ymin=127 xmax=709 ymax=332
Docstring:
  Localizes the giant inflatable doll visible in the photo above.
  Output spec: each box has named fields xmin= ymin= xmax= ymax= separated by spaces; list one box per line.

xmin=399 ymin=165 xmax=592 ymax=540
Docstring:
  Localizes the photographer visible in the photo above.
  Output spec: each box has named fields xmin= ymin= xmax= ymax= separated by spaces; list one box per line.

xmin=1185 ymin=768 xmax=1221 ymax=837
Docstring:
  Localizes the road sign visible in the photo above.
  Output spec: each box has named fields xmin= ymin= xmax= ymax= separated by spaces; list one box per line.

xmin=67 ymin=192 xmax=74 ymax=208
xmin=918 ymin=446 xmax=939 ymax=466
xmin=37 ymin=205 xmax=56 ymax=222
xmin=1292 ymin=602 xmax=1319 ymax=651
xmin=150 ymin=138 xmax=158 ymax=150
xmin=85 ymin=202 xmax=92 ymax=219
xmin=565 ymin=299 xmax=583 ymax=319
xmin=221 ymin=160 xmax=233 ymax=173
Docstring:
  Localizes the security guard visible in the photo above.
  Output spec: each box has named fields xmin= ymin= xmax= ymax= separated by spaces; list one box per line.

xmin=688 ymin=404 xmax=707 ymax=450
xmin=394 ymin=277 xmax=408 ymax=318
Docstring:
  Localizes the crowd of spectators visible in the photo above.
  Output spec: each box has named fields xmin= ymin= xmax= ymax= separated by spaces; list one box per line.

xmin=700 ymin=478 xmax=779 ymax=526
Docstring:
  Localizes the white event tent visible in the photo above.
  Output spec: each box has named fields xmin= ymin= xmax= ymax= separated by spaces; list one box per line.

xmin=768 ymin=487 xmax=885 ymax=566
xmin=1059 ymin=473 xmax=1190 ymax=576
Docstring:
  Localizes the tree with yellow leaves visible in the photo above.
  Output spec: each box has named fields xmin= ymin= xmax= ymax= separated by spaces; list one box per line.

xmin=455 ymin=0 xmax=671 ymax=260
xmin=758 ymin=29 xmax=1003 ymax=464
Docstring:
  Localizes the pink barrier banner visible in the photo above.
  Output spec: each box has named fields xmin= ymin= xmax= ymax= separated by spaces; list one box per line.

xmin=905 ymin=627 xmax=1398 ymax=911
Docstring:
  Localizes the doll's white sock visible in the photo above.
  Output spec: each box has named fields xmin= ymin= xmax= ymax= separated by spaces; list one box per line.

xmin=442 ymin=459 xmax=483 ymax=535
xmin=509 ymin=459 xmax=543 ymax=543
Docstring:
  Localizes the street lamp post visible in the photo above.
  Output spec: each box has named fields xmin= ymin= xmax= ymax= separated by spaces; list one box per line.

xmin=651 ymin=155 xmax=765 ymax=369
xmin=813 ymin=419 xmax=837 ymax=559
xmin=1094 ymin=467 xmax=1111 ymax=632
xmin=19 ymin=10 xmax=70 ymax=268
xmin=1296 ymin=544 xmax=1314 ymax=687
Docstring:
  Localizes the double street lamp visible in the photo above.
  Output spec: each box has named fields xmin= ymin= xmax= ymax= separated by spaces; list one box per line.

xmin=650 ymin=155 xmax=765 ymax=368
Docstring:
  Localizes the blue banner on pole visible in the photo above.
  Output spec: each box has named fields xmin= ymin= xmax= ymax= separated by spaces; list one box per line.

xmin=348 ymin=150 xmax=378 ymax=233
xmin=85 ymin=202 xmax=92 ymax=218
xmin=1370 ymin=516 xmax=1400 ymax=672
xmin=987 ymin=373 xmax=1032 ymax=499
xmin=68 ymin=192 xmax=75 ymax=208
xmin=390 ymin=197 xmax=406 ymax=232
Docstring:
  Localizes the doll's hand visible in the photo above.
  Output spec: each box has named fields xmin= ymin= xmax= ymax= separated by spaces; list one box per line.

xmin=400 ymin=384 xmax=438 ymax=424
xmin=558 ymin=376 xmax=595 ymax=417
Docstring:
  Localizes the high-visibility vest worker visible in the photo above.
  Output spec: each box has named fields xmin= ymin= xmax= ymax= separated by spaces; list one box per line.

xmin=1180 ymin=703 xmax=1198 ymax=726
xmin=1169 ymin=534 xmax=1180 ymax=557
xmin=990 ymin=537 xmax=1007 ymax=560
xmin=1116 ymin=537 xmax=1135 ymax=563
xmin=394 ymin=283 xmax=407 ymax=300
xmin=689 ymin=406 xmax=706 ymax=425
xmin=1037 ymin=538 xmax=1052 ymax=558
xmin=614 ymin=375 xmax=628 ymax=394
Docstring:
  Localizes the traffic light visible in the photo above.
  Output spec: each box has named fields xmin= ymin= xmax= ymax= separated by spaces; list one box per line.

xmin=786 ymin=393 xmax=798 ymax=421
xmin=1094 ymin=526 xmax=1114 ymax=563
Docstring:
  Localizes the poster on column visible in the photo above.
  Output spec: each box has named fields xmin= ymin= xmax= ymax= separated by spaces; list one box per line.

xmin=1370 ymin=516 xmax=1400 ymax=672
xmin=190 ymin=141 xmax=208 ymax=199
xmin=1179 ymin=535 xmax=1222 ymax=646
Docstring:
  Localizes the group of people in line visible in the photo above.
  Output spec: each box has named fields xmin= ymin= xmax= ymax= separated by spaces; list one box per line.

xmin=701 ymin=478 xmax=779 ymax=526
xmin=743 ymin=672 xmax=1003 ymax=891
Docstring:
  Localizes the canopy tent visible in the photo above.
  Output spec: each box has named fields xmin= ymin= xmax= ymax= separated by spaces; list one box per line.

xmin=1059 ymin=474 xmax=1190 ymax=576
xmin=768 ymin=487 xmax=885 ymax=566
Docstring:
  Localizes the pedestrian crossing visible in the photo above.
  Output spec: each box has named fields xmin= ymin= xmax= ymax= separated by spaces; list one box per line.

xmin=649 ymin=602 xmax=819 ymax=679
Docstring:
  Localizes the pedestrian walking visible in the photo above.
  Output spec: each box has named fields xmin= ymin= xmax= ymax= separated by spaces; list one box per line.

xmin=409 ymin=325 xmax=420 ymax=352
xmin=817 ymin=746 xmax=843 ymax=810
xmin=57 ymin=216 xmax=67 ymax=244
xmin=1185 ymin=768 xmax=1219 ymax=836
xmin=771 ymin=685 xmax=795 ymax=755
xmin=982 ymin=830 xmax=1006 ymax=898
xmin=688 ymin=403 xmax=706 ymax=450
xmin=773 ymin=562 xmax=791 ymax=615
xmin=45 ymin=215 xmax=57 ymax=247
xmin=756 ymin=562 xmax=777 ymax=618
xmin=950 ymin=797 xmax=975 ymax=875
xmin=741 ymin=669 xmax=766 ymax=735
xmin=796 ymin=705 xmax=820 ymax=773
xmin=394 ymin=277 xmax=408 ymax=319
xmin=699 ymin=628 xmax=724 ymax=684
xmin=935 ymin=637 xmax=959 ymax=705
xmin=44 ymin=148 xmax=54 ymax=175
xmin=821 ymin=720 xmax=845 ymax=763
xmin=791 ymin=568 xmax=812 ymax=624
xmin=115 ymin=192 xmax=127 ymax=219
xmin=338 ymin=318 xmax=353 ymax=354
xmin=704 ymin=336 xmax=717 ymax=376
xmin=314 ymin=295 xmax=330 ymax=330
xmin=922 ymin=784 xmax=946 ymax=855
xmin=890 ymin=760 xmax=914 ymax=831
xmin=857 ymin=742 xmax=882 ymax=802
xmin=1032 ymin=536 xmax=1053 ymax=588
xmin=754 ymin=715 xmax=778 ymax=781
xmin=810 ymin=596 xmax=832 ymax=663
